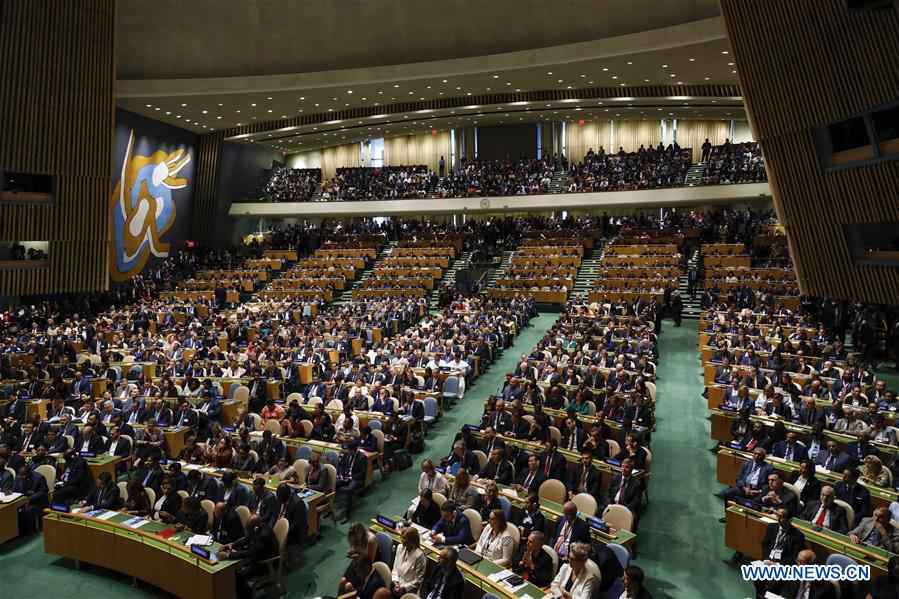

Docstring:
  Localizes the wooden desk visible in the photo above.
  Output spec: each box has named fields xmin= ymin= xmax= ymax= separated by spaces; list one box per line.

xmin=716 ymin=447 xmax=896 ymax=510
xmin=43 ymin=510 xmax=238 ymax=599
xmin=372 ymin=518 xmax=546 ymax=599
xmin=725 ymin=504 xmax=891 ymax=577
xmin=0 ymin=495 xmax=27 ymax=544
xmin=86 ymin=455 xmax=126 ymax=481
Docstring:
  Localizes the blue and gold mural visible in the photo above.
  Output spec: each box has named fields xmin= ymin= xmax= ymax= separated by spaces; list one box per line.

xmin=110 ymin=110 xmax=196 ymax=281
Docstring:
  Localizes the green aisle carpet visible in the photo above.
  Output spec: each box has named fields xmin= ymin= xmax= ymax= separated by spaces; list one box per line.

xmin=0 ymin=316 xmax=755 ymax=598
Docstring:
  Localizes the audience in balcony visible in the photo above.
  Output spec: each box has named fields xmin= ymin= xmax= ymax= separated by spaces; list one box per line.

xmin=565 ymin=143 xmax=691 ymax=192
xmin=259 ymin=167 xmax=322 ymax=202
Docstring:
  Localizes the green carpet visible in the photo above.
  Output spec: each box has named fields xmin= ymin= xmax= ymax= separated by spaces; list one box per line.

xmin=0 ymin=316 xmax=755 ymax=598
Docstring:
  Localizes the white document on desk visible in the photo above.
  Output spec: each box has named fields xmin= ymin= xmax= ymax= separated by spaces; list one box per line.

xmin=123 ymin=517 xmax=150 ymax=529
xmin=95 ymin=510 xmax=119 ymax=521
xmin=186 ymin=534 xmax=212 ymax=546
xmin=0 ymin=492 xmax=23 ymax=503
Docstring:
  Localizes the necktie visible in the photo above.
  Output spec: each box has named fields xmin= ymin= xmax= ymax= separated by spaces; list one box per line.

xmin=786 ymin=445 xmax=793 ymax=461
xmin=826 ymin=455 xmax=834 ymax=470
xmin=814 ymin=507 xmax=827 ymax=527
xmin=524 ymin=472 xmax=534 ymax=489
xmin=569 ymin=432 xmax=576 ymax=451
xmin=544 ymin=456 xmax=551 ymax=477
xmin=553 ymin=521 xmax=569 ymax=553
xmin=616 ymin=477 xmax=627 ymax=503
xmin=580 ymin=468 xmax=588 ymax=492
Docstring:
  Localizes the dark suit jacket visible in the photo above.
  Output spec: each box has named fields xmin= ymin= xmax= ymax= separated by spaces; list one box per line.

xmin=78 ymin=435 xmax=105 ymax=454
xmin=278 ymin=494 xmax=308 ymax=545
xmin=567 ymin=464 xmax=601 ymax=496
xmin=736 ymin=460 xmax=774 ymax=490
xmin=549 ymin=516 xmax=590 ymax=557
xmin=107 ymin=436 xmax=132 ymax=457
xmin=135 ymin=466 xmax=165 ymax=494
xmin=759 ymin=484 xmax=799 ymax=517
xmin=517 ymin=508 xmax=546 ymax=536
xmin=225 ymin=483 xmax=252 ymax=507
xmin=815 ymin=451 xmax=851 ymax=473
xmin=512 ymin=545 xmax=554 ymax=587
xmin=84 ymin=484 xmax=123 ymax=510
xmin=561 ymin=428 xmax=587 ymax=453
xmin=486 ymin=411 xmax=512 ymax=434
xmin=762 ymin=523 xmax=805 ymax=564
xmin=211 ymin=509 xmax=246 ymax=544
xmin=12 ymin=471 xmax=49 ymax=509
xmin=173 ymin=409 xmax=198 ymax=428
xmin=800 ymin=501 xmax=850 ymax=534
xmin=516 ymin=468 xmax=546 ymax=495
xmin=540 ymin=452 xmax=567 ymax=482
xmin=772 ymin=441 xmax=809 ymax=463
xmin=249 ymin=490 xmax=279 ymax=526
xmin=478 ymin=459 xmax=514 ymax=485
xmin=607 ymin=474 xmax=643 ymax=516
xmin=845 ymin=442 xmax=878 ymax=466
xmin=337 ymin=451 xmax=366 ymax=484
xmin=178 ymin=509 xmax=209 ymax=534
xmin=835 ymin=481 xmax=871 ymax=525
xmin=60 ymin=457 xmax=93 ymax=498
xmin=419 ymin=566 xmax=464 ymax=599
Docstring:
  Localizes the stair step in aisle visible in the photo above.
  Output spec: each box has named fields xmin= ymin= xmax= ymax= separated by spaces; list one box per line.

xmin=684 ymin=163 xmax=707 ymax=186
xmin=570 ymin=243 xmax=606 ymax=301
xmin=428 ymin=250 xmax=473 ymax=308
xmin=678 ymin=248 xmax=703 ymax=319
xmin=332 ymin=240 xmax=396 ymax=305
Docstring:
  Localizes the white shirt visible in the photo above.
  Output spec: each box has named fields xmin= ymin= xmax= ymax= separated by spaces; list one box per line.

xmin=475 ymin=525 xmax=514 ymax=563
xmin=335 ymin=414 xmax=360 ymax=432
xmin=418 ymin=472 xmax=448 ymax=494
xmin=391 ymin=544 xmax=426 ymax=592
xmin=107 ymin=440 xmax=118 ymax=456
xmin=551 ymin=564 xmax=597 ymax=599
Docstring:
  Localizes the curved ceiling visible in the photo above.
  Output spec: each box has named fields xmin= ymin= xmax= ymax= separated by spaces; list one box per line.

xmin=116 ymin=0 xmax=721 ymax=79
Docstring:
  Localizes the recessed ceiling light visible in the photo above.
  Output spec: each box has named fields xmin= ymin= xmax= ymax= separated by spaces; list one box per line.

xmin=154 ymin=107 xmax=160 ymax=111
xmin=145 ymin=104 xmax=152 ymax=108
xmin=217 ymin=116 xmax=222 ymax=119
xmin=670 ymin=74 xmax=676 ymax=77
xmin=314 ymin=103 xmax=319 ymax=107
xmin=689 ymin=58 xmax=696 ymax=62
xmin=722 ymin=51 xmax=729 ymax=55
xmin=627 ymin=61 xmax=633 ymax=65
xmin=347 ymin=90 xmax=353 ymax=94
xmin=557 ymin=79 xmax=563 ymax=83
xmin=266 ymin=97 xmax=272 ymax=100
xmin=456 ymin=86 xmax=461 ymax=90
xmin=705 ymin=76 xmax=711 ymax=80
xmin=732 ymin=70 xmax=737 ymax=74
xmin=611 ymin=76 xmax=618 ymax=79
xmin=218 ymin=103 xmax=223 ymax=107
xmin=201 ymin=109 xmax=208 ymax=114
xmin=251 ymin=103 xmax=256 ymax=107
xmin=728 ymin=62 xmax=734 ymax=66
xmin=165 ymin=111 xmax=171 ymax=115
xmin=547 ymin=71 xmax=553 ymax=75
xmin=181 ymin=103 xmax=187 ymax=107
xmin=644 ymin=78 xmax=650 ymax=82
xmin=236 ymin=122 xmax=241 ymax=126
xmin=492 ymin=74 xmax=499 ymax=79
xmin=394 ymin=84 xmax=400 ymax=88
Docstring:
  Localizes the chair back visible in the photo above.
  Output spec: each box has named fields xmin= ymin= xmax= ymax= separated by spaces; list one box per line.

xmin=645 ymin=381 xmax=657 ymax=402
xmin=442 ymin=376 xmax=460 ymax=397
xmin=233 ymin=386 xmax=249 ymax=406
xmin=249 ymin=449 xmax=260 ymax=464
xmin=826 ymin=553 xmax=857 ymax=570
xmin=572 ymin=492 xmax=598 ymax=517
xmin=606 ymin=439 xmax=621 ymax=456
xmin=177 ymin=490 xmax=189 ymax=499
xmin=602 ymin=504 xmax=634 ymax=531
xmin=298 ymin=419 xmax=313 ymax=437
xmin=506 ymin=522 xmax=520 ymax=551
xmin=322 ymin=464 xmax=337 ymax=492
xmin=235 ymin=505 xmax=251 ymax=530
xmin=248 ymin=413 xmax=262 ymax=431
xmin=296 ymin=445 xmax=313 ymax=460
xmin=265 ymin=419 xmax=281 ymax=434
xmin=370 ymin=429 xmax=385 ymax=453
xmin=368 ymin=419 xmax=382 ymax=431
xmin=834 ymin=499 xmax=854 ymax=529
xmin=293 ymin=459 xmax=309 ymax=482
xmin=200 ymin=499 xmax=215 ymax=526
xmin=308 ymin=397 xmax=323 ymax=407
xmin=423 ymin=397 xmax=438 ymax=418
xmin=286 ymin=392 xmax=302 ymax=404
xmin=463 ymin=508 xmax=482 ymax=540
xmin=120 ymin=434 xmax=134 ymax=455
xmin=547 ymin=426 xmax=562 ymax=445
xmin=323 ymin=450 xmax=339 ymax=467
xmin=375 ymin=532 xmax=395 ymax=567
xmin=326 ymin=399 xmax=344 ymax=411
xmin=538 ymin=479 xmax=567 ymax=505
xmin=373 ymin=561 xmax=393 ymax=588
xmin=144 ymin=486 xmax=156 ymax=508
xmin=399 ymin=594 xmax=420 ymax=599
xmin=432 ymin=492 xmax=447 ymax=509
xmin=607 ymin=542 xmax=630 ymax=569
xmin=117 ymin=481 xmax=129 ymax=501
xmin=35 ymin=464 xmax=56 ymax=488
xmin=498 ymin=496 xmax=512 ymax=521
xmin=472 ymin=450 xmax=488 ymax=471
xmin=273 ymin=517 xmax=290 ymax=556
xmin=542 ymin=545 xmax=559 ymax=575
xmin=585 ymin=558 xmax=602 ymax=587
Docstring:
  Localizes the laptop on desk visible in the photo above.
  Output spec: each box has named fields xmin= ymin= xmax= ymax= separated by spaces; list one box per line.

xmin=457 ymin=547 xmax=482 ymax=566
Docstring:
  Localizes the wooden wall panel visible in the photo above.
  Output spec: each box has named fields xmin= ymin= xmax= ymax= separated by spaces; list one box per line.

xmin=720 ymin=0 xmax=899 ymax=304
xmin=0 ymin=0 xmax=115 ymax=297
xmin=192 ymin=133 xmax=224 ymax=243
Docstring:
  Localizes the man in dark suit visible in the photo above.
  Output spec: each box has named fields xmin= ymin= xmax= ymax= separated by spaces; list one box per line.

xmin=430 ymin=501 xmax=473 ymax=545
xmin=779 ymin=549 xmax=838 ymax=599
xmin=15 ymin=421 xmax=40 ymax=453
xmin=173 ymin=400 xmax=198 ymax=429
xmin=478 ymin=447 xmax=513 ymax=485
xmin=606 ymin=457 xmax=643 ymax=525
xmin=815 ymin=441 xmax=851 ymax=473
xmin=754 ymin=507 xmax=806 ymax=596
xmin=222 ymin=471 xmax=251 ymax=507
xmin=419 ymin=547 xmax=465 ymax=599
xmin=335 ymin=441 xmax=366 ymax=522
xmin=835 ymin=467 xmax=872 ymax=527
xmin=219 ymin=516 xmax=279 ymax=599
xmin=801 ymin=485 xmax=850 ymax=534
xmin=719 ymin=447 xmax=774 ymax=521
xmin=517 ymin=493 xmax=546 ymax=537
xmin=549 ymin=501 xmax=590 ymax=560
xmin=772 ymin=432 xmax=809 ymax=463
xmin=82 ymin=471 xmax=123 ymax=510
xmin=567 ymin=449 xmax=601 ymax=498
xmin=514 ymin=453 xmax=545 ymax=495
xmin=484 ymin=399 xmax=512 ymax=434
xmin=76 ymin=425 xmax=104 ymax=454
xmin=846 ymin=432 xmax=878 ymax=466
xmin=122 ymin=402 xmax=147 ymax=426
xmin=561 ymin=417 xmax=587 ymax=453
xmin=13 ymin=465 xmax=49 ymax=533
xmin=104 ymin=426 xmax=132 ymax=460
xmin=186 ymin=470 xmax=222 ymax=502
xmin=3 ymin=394 xmax=27 ymax=425
xmin=540 ymin=440 xmax=567 ymax=482
xmin=759 ymin=472 xmax=799 ymax=517
xmin=512 ymin=531 xmax=554 ymax=587
xmin=275 ymin=483 xmax=307 ymax=548
xmin=53 ymin=449 xmax=93 ymax=504
xmin=135 ymin=455 xmax=165 ymax=495
xmin=248 ymin=477 xmax=278 ymax=527
xmin=211 ymin=501 xmax=246 ymax=545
